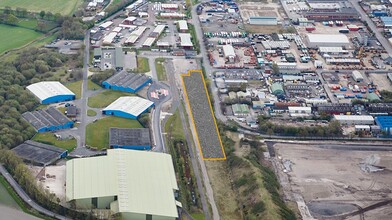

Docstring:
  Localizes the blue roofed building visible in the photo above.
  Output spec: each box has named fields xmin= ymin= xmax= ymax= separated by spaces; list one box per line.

xmin=102 ymin=96 xmax=154 ymax=119
xmin=381 ymin=17 xmax=392 ymax=27
xmin=102 ymin=71 xmax=152 ymax=93
xmin=109 ymin=128 xmax=151 ymax=150
xmin=27 ymin=81 xmax=75 ymax=104
xmin=375 ymin=116 xmax=392 ymax=136
xmin=22 ymin=107 xmax=74 ymax=133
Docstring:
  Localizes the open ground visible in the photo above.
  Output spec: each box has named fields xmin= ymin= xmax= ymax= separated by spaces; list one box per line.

xmin=0 ymin=0 xmax=83 ymax=15
xmin=273 ymin=142 xmax=392 ymax=220
xmin=0 ymin=24 xmax=42 ymax=54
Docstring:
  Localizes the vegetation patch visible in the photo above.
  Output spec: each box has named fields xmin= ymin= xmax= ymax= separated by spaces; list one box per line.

xmin=32 ymin=133 xmax=77 ymax=151
xmin=65 ymin=80 xmax=82 ymax=99
xmin=85 ymin=116 xmax=142 ymax=149
xmin=87 ymin=109 xmax=97 ymax=116
xmin=155 ymin=58 xmax=167 ymax=81
xmin=0 ymin=176 xmax=21 ymax=209
xmin=135 ymin=57 xmax=150 ymax=73
xmin=87 ymin=79 xmax=101 ymax=90
xmin=88 ymin=90 xmax=135 ymax=108
xmin=0 ymin=24 xmax=42 ymax=54
xmin=0 ymin=0 xmax=83 ymax=15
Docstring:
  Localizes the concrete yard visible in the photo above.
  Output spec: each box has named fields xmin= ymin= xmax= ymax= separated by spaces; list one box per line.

xmin=368 ymin=73 xmax=392 ymax=91
xmin=273 ymin=142 xmax=392 ymax=220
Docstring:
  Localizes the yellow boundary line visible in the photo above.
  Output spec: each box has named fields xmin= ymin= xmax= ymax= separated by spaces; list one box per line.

xmin=181 ymin=70 xmax=226 ymax=161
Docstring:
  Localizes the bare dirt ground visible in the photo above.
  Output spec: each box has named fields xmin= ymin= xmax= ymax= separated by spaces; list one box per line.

xmin=273 ymin=143 xmax=392 ymax=220
xmin=368 ymin=73 xmax=392 ymax=91
xmin=30 ymin=165 xmax=66 ymax=202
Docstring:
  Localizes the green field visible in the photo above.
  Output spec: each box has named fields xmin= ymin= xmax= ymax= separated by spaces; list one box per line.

xmin=0 ymin=177 xmax=20 ymax=210
xmin=86 ymin=117 xmax=142 ymax=149
xmin=155 ymin=58 xmax=167 ymax=81
xmin=65 ymin=80 xmax=82 ymax=99
xmin=88 ymin=90 xmax=135 ymax=108
xmin=0 ymin=0 xmax=82 ymax=15
xmin=136 ymin=57 xmax=150 ymax=73
xmin=0 ymin=24 xmax=42 ymax=54
xmin=32 ymin=133 xmax=77 ymax=151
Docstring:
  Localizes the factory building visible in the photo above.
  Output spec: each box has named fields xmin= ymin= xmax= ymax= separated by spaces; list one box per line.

xmin=333 ymin=115 xmax=374 ymax=125
xmin=178 ymin=20 xmax=188 ymax=32
xmin=22 ymin=107 xmax=74 ymax=132
xmin=102 ymin=71 xmax=152 ymax=93
xmin=352 ymin=70 xmax=363 ymax=82
xmin=271 ymin=83 xmax=284 ymax=96
xmin=248 ymin=17 xmax=278 ymax=25
xmin=305 ymin=8 xmax=359 ymax=21
xmin=315 ymin=103 xmax=353 ymax=114
xmin=375 ymin=116 xmax=392 ymax=135
xmin=288 ymin=106 xmax=312 ymax=117
xmin=66 ymin=149 xmax=180 ymax=220
xmin=102 ymin=96 xmax=154 ymax=119
xmin=109 ymin=128 xmax=151 ymax=150
xmin=305 ymin=34 xmax=350 ymax=48
xmin=222 ymin=44 xmax=236 ymax=63
xmin=381 ymin=17 xmax=392 ymax=28
xmin=178 ymin=33 xmax=193 ymax=49
xmin=27 ymin=81 xmax=75 ymax=104
xmin=367 ymin=103 xmax=392 ymax=115
xmin=12 ymin=140 xmax=68 ymax=166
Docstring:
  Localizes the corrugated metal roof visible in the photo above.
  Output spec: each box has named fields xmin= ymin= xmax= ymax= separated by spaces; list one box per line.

xmin=66 ymin=149 xmax=179 ymax=218
xmin=103 ymin=96 xmax=153 ymax=117
xmin=26 ymin=81 xmax=75 ymax=102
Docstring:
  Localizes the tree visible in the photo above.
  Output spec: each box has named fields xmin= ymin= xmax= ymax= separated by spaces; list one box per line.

xmin=39 ymin=10 xmax=46 ymax=19
xmin=5 ymin=14 xmax=19 ymax=26
xmin=271 ymin=63 xmax=280 ymax=75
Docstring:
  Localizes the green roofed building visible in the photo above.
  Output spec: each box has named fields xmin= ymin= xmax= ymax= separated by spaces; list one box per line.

xmin=367 ymin=93 xmax=380 ymax=102
xmin=271 ymin=83 xmax=284 ymax=96
xmin=232 ymin=104 xmax=250 ymax=117
xmin=66 ymin=149 xmax=180 ymax=220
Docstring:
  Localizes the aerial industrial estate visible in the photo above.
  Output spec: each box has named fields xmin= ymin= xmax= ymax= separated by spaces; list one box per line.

xmin=1 ymin=0 xmax=392 ymax=220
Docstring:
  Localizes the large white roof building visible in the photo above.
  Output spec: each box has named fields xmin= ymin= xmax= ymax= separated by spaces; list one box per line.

xmin=178 ymin=33 xmax=193 ymax=48
xmin=66 ymin=149 xmax=180 ymax=220
xmin=102 ymin=96 xmax=154 ymax=119
xmin=333 ymin=115 xmax=374 ymax=125
xmin=306 ymin=34 xmax=350 ymax=48
xmin=26 ymin=81 xmax=75 ymax=104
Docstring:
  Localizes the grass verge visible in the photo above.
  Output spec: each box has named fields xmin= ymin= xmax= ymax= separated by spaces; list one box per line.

xmin=88 ymin=90 xmax=135 ymax=108
xmin=87 ymin=109 xmax=97 ymax=116
xmin=32 ymin=133 xmax=76 ymax=152
xmin=65 ymin=80 xmax=82 ymax=99
xmin=135 ymin=57 xmax=150 ymax=73
xmin=85 ymin=116 xmax=142 ymax=149
xmin=88 ymin=79 xmax=101 ymax=90
xmin=155 ymin=58 xmax=167 ymax=81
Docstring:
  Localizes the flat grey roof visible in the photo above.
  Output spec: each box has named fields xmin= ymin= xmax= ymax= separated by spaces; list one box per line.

xmin=104 ymin=71 xmax=151 ymax=91
xmin=12 ymin=140 xmax=67 ymax=166
xmin=115 ymin=47 xmax=124 ymax=68
xmin=109 ymin=128 xmax=151 ymax=147
xmin=22 ymin=107 xmax=72 ymax=131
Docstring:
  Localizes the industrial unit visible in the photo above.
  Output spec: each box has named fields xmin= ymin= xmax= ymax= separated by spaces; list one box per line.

xmin=288 ymin=106 xmax=312 ymax=117
xmin=248 ymin=16 xmax=278 ymax=25
xmin=333 ymin=115 xmax=374 ymax=125
xmin=305 ymin=34 xmax=350 ymax=48
xmin=12 ymin=140 xmax=68 ymax=166
xmin=232 ymin=104 xmax=250 ymax=117
xmin=178 ymin=20 xmax=188 ymax=32
xmin=66 ymin=149 xmax=180 ymax=220
xmin=102 ymin=71 xmax=152 ymax=93
xmin=222 ymin=44 xmax=236 ymax=63
xmin=375 ymin=116 xmax=392 ymax=135
xmin=109 ymin=128 xmax=151 ymax=150
xmin=178 ymin=33 xmax=193 ymax=49
xmin=352 ymin=70 xmax=363 ymax=82
xmin=22 ymin=107 xmax=74 ymax=132
xmin=102 ymin=96 xmax=154 ymax=119
xmin=26 ymin=81 xmax=75 ymax=104
xmin=271 ymin=83 xmax=284 ymax=96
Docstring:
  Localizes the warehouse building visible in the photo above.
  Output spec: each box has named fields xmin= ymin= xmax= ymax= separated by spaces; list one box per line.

xmin=232 ymin=104 xmax=250 ymax=117
xmin=381 ymin=17 xmax=392 ymax=28
xmin=333 ymin=115 xmax=374 ymax=125
xmin=102 ymin=71 xmax=152 ymax=93
xmin=352 ymin=70 xmax=363 ymax=82
xmin=367 ymin=93 xmax=380 ymax=102
xmin=178 ymin=33 xmax=193 ymax=49
xmin=375 ymin=116 xmax=392 ymax=135
xmin=288 ymin=106 xmax=312 ymax=117
xmin=222 ymin=44 xmax=236 ymax=63
xmin=271 ymin=83 xmax=284 ymax=96
xmin=27 ymin=81 xmax=75 ymax=104
xmin=316 ymin=103 xmax=353 ymax=114
xmin=66 ymin=149 xmax=180 ymax=220
xmin=109 ymin=128 xmax=151 ymax=150
xmin=22 ymin=107 xmax=74 ymax=132
xmin=12 ymin=140 xmax=68 ymax=166
xmin=248 ymin=17 xmax=278 ymax=25
xmin=102 ymin=96 xmax=154 ymax=119
xmin=178 ymin=20 xmax=188 ymax=32
xmin=305 ymin=8 xmax=359 ymax=21
xmin=305 ymin=34 xmax=350 ymax=48
xmin=367 ymin=103 xmax=392 ymax=115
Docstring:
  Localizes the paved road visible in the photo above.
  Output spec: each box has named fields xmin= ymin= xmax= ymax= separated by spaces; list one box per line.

xmin=0 ymin=165 xmax=68 ymax=220
xmin=0 ymin=205 xmax=41 ymax=220
xmin=350 ymin=0 xmax=392 ymax=56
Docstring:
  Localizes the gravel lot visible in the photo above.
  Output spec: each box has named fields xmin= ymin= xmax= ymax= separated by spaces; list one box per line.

xmin=182 ymin=71 xmax=225 ymax=159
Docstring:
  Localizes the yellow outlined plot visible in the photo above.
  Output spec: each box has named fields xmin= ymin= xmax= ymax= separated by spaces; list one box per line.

xmin=181 ymin=70 xmax=226 ymax=160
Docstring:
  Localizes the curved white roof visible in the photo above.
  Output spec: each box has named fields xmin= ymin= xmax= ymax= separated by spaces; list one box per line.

xmin=26 ymin=81 xmax=75 ymax=103
xmin=103 ymin=96 xmax=154 ymax=117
